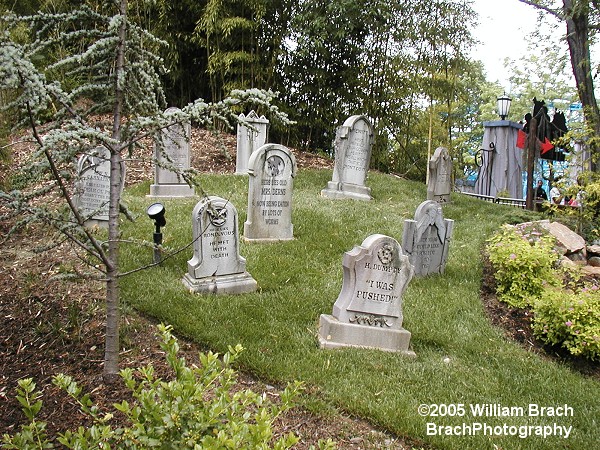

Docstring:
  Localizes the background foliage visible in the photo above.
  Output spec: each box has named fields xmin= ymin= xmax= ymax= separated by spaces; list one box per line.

xmin=0 ymin=0 xmax=489 ymax=183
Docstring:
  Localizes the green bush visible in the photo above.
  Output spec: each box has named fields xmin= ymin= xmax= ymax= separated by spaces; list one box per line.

xmin=533 ymin=286 xmax=600 ymax=360
xmin=2 ymin=324 xmax=336 ymax=449
xmin=553 ymin=172 xmax=600 ymax=242
xmin=486 ymin=223 xmax=560 ymax=308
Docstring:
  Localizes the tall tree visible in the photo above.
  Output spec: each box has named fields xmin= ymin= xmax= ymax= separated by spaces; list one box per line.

xmin=519 ymin=0 xmax=600 ymax=170
xmin=277 ymin=0 xmax=477 ymax=167
xmin=277 ymin=0 xmax=369 ymax=151
xmin=133 ymin=0 xmax=212 ymax=105
xmin=196 ymin=0 xmax=269 ymax=103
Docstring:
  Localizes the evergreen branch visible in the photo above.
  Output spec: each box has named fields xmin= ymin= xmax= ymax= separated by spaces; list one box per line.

xmin=24 ymin=94 xmax=112 ymax=272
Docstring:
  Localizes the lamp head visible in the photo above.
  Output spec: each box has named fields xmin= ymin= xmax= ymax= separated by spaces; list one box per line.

xmin=147 ymin=202 xmax=166 ymax=228
xmin=497 ymin=93 xmax=512 ymax=120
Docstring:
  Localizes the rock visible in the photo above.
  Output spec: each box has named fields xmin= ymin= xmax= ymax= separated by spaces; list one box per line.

xmin=539 ymin=221 xmax=586 ymax=256
xmin=589 ymin=256 xmax=600 ymax=268
xmin=558 ymin=256 xmax=579 ymax=269
xmin=581 ymin=265 xmax=600 ymax=277
xmin=567 ymin=251 xmax=588 ymax=264
xmin=587 ymin=245 xmax=600 ymax=256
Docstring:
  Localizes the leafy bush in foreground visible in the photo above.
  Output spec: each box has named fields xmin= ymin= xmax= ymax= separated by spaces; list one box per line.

xmin=486 ymin=223 xmax=560 ymax=308
xmin=2 ymin=324 xmax=336 ymax=449
xmin=533 ymin=286 xmax=600 ymax=360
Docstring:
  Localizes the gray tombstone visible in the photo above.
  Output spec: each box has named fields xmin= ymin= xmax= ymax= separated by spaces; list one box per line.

xmin=235 ymin=111 xmax=269 ymax=175
xmin=149 ymin=107 xmax=195 ymax=197
xmin=427 ymin=146 xmax=452 ymax=203
xmin=244 ymin=144 xmax=297 ymax=241
xmin=75 ymin=146 xmax=125 ymax=227
xmin=318 ymin=234 xmax=415 ymax=355
xmin=182 ymin=196 xmax=257 ymax=294
xmin=321 ymin=115 xmax=374 ymax=201
xmin=402 ymin=200 xmax=454 ymax=277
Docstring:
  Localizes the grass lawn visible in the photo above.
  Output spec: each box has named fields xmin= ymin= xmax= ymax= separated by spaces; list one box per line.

xmin=119 ymin=169 xmax=599 ymax=450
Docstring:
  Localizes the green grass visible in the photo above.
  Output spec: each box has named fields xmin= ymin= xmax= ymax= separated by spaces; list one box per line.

xmin=119 ymin=169 xmax=598 ymax=450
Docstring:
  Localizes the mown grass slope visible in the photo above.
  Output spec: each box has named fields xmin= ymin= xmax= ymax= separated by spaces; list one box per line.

xmin=120 ymin=169 xmax=598 ymax=450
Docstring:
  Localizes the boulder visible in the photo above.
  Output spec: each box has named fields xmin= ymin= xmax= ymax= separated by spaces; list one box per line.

xmin=539 ymin=221 xmax=586 ymax=257
xmin=558 ymin=256 xmax=579 ymax=269
xmin=582 ymin=265 xmax=600 ymax=277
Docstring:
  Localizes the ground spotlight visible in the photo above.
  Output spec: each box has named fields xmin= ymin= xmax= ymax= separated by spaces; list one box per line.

xmin=147 ymin=202 xmax=166 ymax=264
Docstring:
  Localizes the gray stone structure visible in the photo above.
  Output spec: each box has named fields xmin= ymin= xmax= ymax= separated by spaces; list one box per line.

xmin=318 ymin=234 xmax=415 ymax=355
xmin=244 ymin=144 xmax=297 ymax=242
xmin=427 ymin=146 xmax=452 ymax=203
xmin=402 ymin=200 xmax=454 ymax=277
xmin=75 ymin=146 xmax=125 ymax=227
xmin=182 ymin=196 xmax=257 ymax=294
xmin=474 ymin=120 xmax=523 ymax=198
xmin=321 ymin=115 xmax=374 ymax=201
xmin=235 ymin=111 xmax=269 ymax=175
xmin=149 ymin=107 xmax=195 ymax=197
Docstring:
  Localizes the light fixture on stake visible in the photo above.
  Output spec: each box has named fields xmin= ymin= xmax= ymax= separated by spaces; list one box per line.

xmin=147 ymin=202 xmax=166 ymax=264
xmin=497 ymin=93 xmax=512 ymax=120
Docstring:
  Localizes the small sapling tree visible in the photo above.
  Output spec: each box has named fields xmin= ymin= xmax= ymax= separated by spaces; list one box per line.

xmin=0 ymin=0 xmax=289 ymax=381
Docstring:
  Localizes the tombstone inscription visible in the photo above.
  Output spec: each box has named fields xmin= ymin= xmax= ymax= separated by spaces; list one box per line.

xmin=182 ymin=196 xmax=257 ymax=294
xmin=427 ymin=146 xmax=452 ymax=203
xmin=402 ymin=200 xmax=454 ymax=277
xmin=235 ymin=111 xmax=269 ymax=175
xmin=321 ymin=115 xmax=374 ymax=201
xmin=244 ymin=144 xmax=297 ymax=241
xmin=149 ymin=107 xmax=195 ymax=197
xmin=75 ymin=146 xmax=125 ymax=227
xmin=318 ymin=234 xmax=415 ymax=355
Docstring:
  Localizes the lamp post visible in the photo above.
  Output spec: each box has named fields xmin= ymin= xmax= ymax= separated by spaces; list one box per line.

xmin=497 ymin=93 xmax=512 ymax=120
xmin=147 ymin=202 xmax=166 ymax=264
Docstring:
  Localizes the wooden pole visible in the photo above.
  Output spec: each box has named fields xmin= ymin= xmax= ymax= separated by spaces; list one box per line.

xmin=525 ymin=117 xmax=538 ymax=210
xmin=426 ymin=104 xmax=433 ymax=185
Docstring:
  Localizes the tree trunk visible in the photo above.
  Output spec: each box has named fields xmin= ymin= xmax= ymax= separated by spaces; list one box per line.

xmin=103 ymin=0 xmax=128 ymax=382
xmin=564 ymin=0 xmax=599 ymax=171
xmin=526 ymin=117 xmax=538 ymax=210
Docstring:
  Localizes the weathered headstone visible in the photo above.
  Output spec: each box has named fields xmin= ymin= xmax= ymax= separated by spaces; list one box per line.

xmin=427 ymin=146 xmax=452 ymax=203
xmin=235 ymin=111 xmax=269 ymax=175
xmin=149 ymin=107 xmax=195 ymax=197
xmin=321 ymin=115 xmax=374 ymax=201
xmin=402 ymin=200 xmax=454 ymax=277
xmin=318 ymin=234 xmax=415 ymax=355
xmin=182 ymin=196 xmax=257 ymax=294
xmin=244 ymin=144 xmax=297 ymax=241
xmin=75 ymin=146 xmax=125 ymax=227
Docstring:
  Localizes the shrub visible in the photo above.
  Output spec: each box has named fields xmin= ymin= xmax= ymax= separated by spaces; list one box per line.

xmin=553 ymin=172 xmax=600 ymax=242
xmin=2 ymin=324 xmax=336 ymax=449
xmin=533 ymin=286 xmax=600 ymax=360
xmin=486 ymin=223 xmax=560 ymax=308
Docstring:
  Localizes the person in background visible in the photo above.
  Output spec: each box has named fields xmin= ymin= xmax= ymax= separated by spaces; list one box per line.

xmin=534 ymin=180 xmax=547 ymax=200
xmin=549 ymin=185 xmax=562 ymax=204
